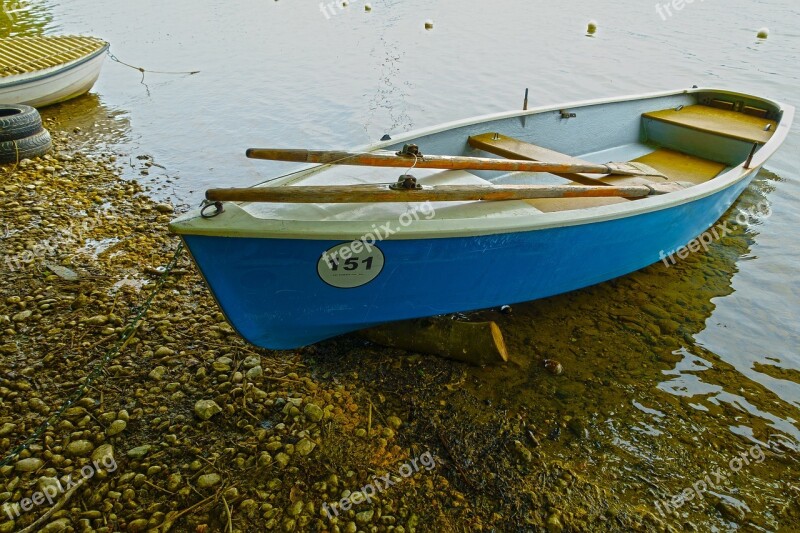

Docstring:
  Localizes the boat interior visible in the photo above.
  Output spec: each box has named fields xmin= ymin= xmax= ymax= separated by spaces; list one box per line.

xmin=246 ymin=92 xmax=780 ymax=221
xmin=0 ymin=36 xmax=107 ymax=78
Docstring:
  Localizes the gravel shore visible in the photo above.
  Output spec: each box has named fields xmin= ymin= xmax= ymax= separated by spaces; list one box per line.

xmin=0 ymin=117 xmax=732 ymax=532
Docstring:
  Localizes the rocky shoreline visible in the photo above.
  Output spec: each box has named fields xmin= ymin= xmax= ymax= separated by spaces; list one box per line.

xmin=3 ymin=116 xmax=795 ymax=532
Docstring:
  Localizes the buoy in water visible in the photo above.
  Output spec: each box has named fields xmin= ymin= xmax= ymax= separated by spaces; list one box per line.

xmin=757 ymin=27 xmax=769 ymax=39
xmin=587 ymin=20 xmax=597 ymax=35
xmin=365 ymin=3 xmax=371 ymax=11
xmin=424 ymin=20 xmax=434 ymax=30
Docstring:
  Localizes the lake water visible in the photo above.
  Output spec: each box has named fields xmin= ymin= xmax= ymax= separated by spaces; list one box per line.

xmin=4 ymin=0 xmax=799 ymax=528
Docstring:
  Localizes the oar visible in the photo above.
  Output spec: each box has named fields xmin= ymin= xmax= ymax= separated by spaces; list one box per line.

xmin=245 ymin=148 xmax=658 ymax=177
xmin=205 ymin=182 xmax=683 ymax=204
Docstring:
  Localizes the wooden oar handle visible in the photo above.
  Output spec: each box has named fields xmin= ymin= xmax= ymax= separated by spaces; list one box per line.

xmin=246 ymin=148 xmax=311 ymax=162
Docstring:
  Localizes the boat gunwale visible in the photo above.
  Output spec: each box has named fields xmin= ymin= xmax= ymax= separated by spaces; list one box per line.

xmin=170 ymin=87 xmax=794 ymax=240
xmin=0 ymin=41 xmax=109 ymax=90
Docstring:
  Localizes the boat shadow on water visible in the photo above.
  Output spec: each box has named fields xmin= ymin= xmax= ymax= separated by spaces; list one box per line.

xmin=311 ymin=169 xmax=800 ymax=530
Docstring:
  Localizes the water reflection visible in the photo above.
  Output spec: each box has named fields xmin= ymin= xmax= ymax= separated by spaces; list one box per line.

xmin=463 ymin=170 xmax=798 ymax=528
xmin=38 ymin=93 xmax=132 ymax=153
xmin=1 ymin=0 xmax=57 ymax=38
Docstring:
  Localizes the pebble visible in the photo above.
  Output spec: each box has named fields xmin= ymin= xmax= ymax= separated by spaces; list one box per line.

xmin=246 ymin=365 xmax=263 ymax=380
xmin=155 ymin=346 xmax=175 ymax=357
xmin=38 ymin=476 xmax=61 ymax=493
xmin=194 ymin=399 xmax=222 ymax=420
xmin=167 ymin=473 xmax=182 ymax=491
xmin=543 ymin=359 xmax=564 ymax=375
xmin=242 ymin=355 xmax=261 ymax=368
xmin=149 ymin=366 xmax=167 ymax=380
xmin=547 ymin=512 xmax=564 ymax=532
xmin=155 ymin=203 xmax=175 ymax=214
xmin=274 ymin=453 xmax=290 ymax=468
xmin=66 ymin=440 xmax=95 ymax=456
xmin=356 ymin=509 xmax=375 ymax=524
xmin=127 ymin=518 xmax=149 ymax=532
xmin=303 ymin=403 xmax=324 ymax=422
xmin=512 ymin=440 xmax=533 ymax=463
xmin=12 ymin=310 xmax=32 ymax=322
xmin=15 ymin=457 xmax=44 ymax=472
xmin=127 ymin=445 xmax=152 ymax=459
xmin=288 ymin=499 xmax=304 ymax=516
xmin=40 ymin=518 xmax=71 ymax=533
xmin=92 ymin=444 xmax=115 ymax=465
xmin=106 ymin=419 xmax=127 ymax=436
xmin=85 ymin=315 xmax=108 ymax=326
xmin=197 ymin=473 xmax=221 ymax=489
xmin=295 ymin=438 xmax=316 ymax=456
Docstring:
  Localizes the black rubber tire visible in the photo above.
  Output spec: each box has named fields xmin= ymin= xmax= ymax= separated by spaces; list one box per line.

xmin=0 ymin=104 xmax=43 ymax=142
xmin=0 ymin=129 xmax=52 ymax=164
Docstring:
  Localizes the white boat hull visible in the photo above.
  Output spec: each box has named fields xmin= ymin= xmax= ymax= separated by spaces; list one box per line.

xmin=0 ymin=44 xmax=108 ymax=108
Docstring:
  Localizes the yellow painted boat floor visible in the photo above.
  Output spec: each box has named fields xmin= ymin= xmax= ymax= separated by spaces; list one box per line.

xmin=643 ymin=104 xmax=777 ymax=144
xmin=0 ymin=35 xmax=107 ymax=77
xmin=527 ymin=148 xmax=726 ymax=213
xmin=609 ymin=148 xmax=727 ymax=185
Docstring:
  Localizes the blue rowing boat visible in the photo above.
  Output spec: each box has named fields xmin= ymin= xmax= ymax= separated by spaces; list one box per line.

xmin=170 ymin=88 xmax=792 ymax=349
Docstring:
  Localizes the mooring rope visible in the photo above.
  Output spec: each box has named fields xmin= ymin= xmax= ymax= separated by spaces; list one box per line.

xmin=0 ymin=242 xmax=185 ymax=468
xmin=106 ymin=50 xmax=199 ymax=94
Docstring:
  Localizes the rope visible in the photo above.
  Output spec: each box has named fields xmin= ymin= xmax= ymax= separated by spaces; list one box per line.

xmin=0 ymin=242 xmax=185 ymax=468
xmin=106 ymin=51 xmax=200 ymax=76
xmin=106 ymin=51 xmax=199 ymax=95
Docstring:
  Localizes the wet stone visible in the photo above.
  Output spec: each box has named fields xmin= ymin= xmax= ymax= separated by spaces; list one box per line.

xmin=15 ymin=458 xmax=44 ymax=472
xmin=127 ymin=445 xmax=152 ymax=459
xmin=303 ymin=403 xmax=324 ymax=422
xmin=66 ymin=440 xmax=94 ymax=457
xmin=194 ymin=399 xmax=222 ymax=420
xmin=197 ymin=473 xmax=221 ymax=489
xmin=246 ymin=365 xmax=263 ymax=380
xmin=295 ymin=438 xmax=316 ymax=456
xmin=106 ymin=419 xmax=127 ymax=436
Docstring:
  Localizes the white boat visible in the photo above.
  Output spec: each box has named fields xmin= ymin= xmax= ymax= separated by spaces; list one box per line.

xmin=0 ymin=35 xmax=108 ymax=108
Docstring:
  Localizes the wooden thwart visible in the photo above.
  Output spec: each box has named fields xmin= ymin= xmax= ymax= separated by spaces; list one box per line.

xmin=642 ymin=105 xmax=777 ymax=144
xmin=205 ymin=182 xmax=684 ymax=204
xmin=468 ymin=132 xmax=616 ymax=186
xmin=245 ymin=147 xmax=660 ymax=177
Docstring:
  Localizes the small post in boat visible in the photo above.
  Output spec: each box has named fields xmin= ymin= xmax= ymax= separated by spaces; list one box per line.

xmin=744 ymin=143 xmax=758 ymax=169
xmin=523 ymin=88 xmax=529 ymax=111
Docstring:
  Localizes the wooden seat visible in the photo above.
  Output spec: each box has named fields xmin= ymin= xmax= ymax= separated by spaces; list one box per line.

xmin=468 ymin=133 xmax=615 ymax=186
xmin=642 ymin=105 xmax=776 ymax=144
xmin=468 ymin=133 xmax=659 ymax=187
